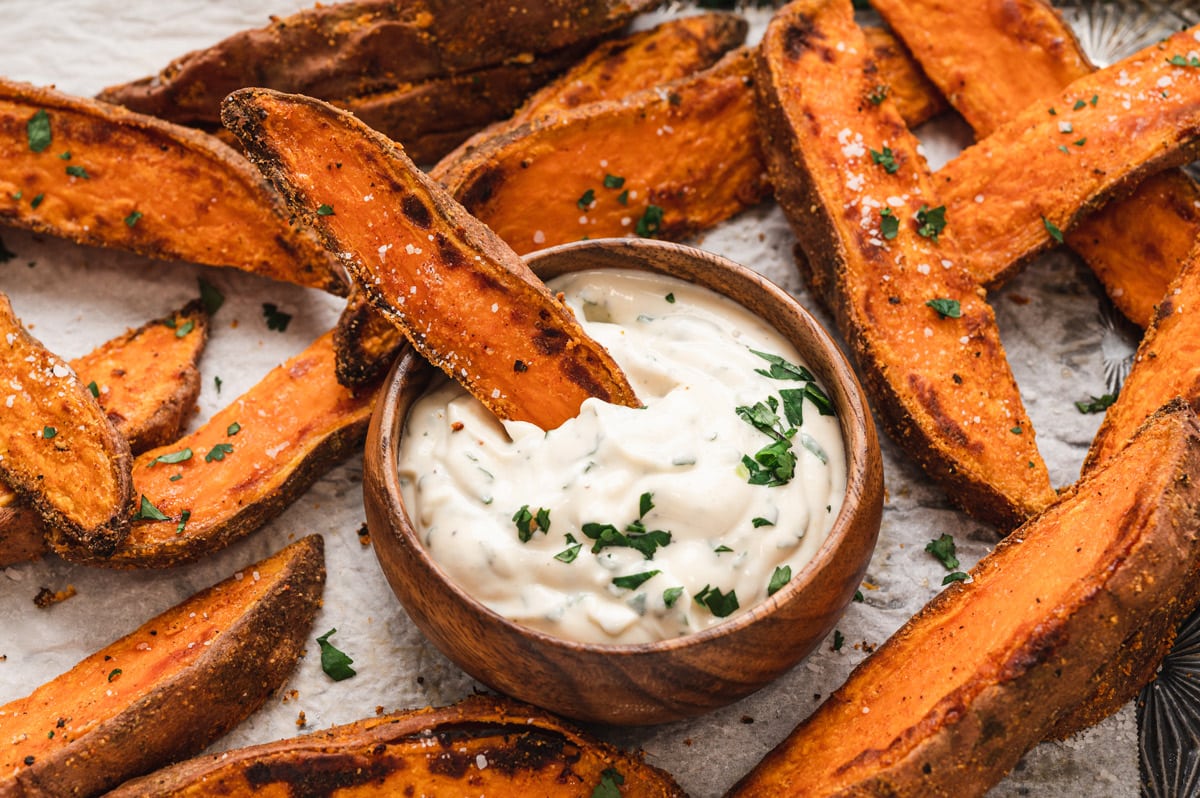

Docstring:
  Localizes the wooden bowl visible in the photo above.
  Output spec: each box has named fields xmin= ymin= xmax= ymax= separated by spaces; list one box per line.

xmin=364 ymin=238 xmax=883 ymax=725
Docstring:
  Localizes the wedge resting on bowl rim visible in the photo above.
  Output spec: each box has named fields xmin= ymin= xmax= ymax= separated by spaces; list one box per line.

xmin=221 ymin=88 xmax=639 ymax=431
xmin=754 ymin=0 xmax=1054 ymax=528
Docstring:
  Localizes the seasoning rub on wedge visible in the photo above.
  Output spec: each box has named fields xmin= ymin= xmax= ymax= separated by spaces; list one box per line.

xmin=0 ymin=535 xmax=325 ymax=797
xmin=222 ymin=89 xmax=639 ymax=431
xmin=729 ymin=400 xmax=1200 ymax=797
xmin=755 ymin=0 xmax=1054 ymax=528
xmin=0 ymin=292 xmax=134 ymax=559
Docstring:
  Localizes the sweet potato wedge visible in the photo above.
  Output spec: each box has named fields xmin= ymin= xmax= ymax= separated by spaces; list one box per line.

xmin=0 ymin=291 xmax=134 ymax=559
xmin=1084 ymin=242 xmax=1200 ymax=474
xmin=333 ymin=288 xmax=408 ymax=390
xmin=222 ymin=88 xmax=638 ymax=431
xmin=0 ymin=535 xmax=325 ymax=797
xmin=727 ymin=400 xmax=1200 ymax=797
xmin=0 ymin=300 xmax=209 ymax=567
xmin=0 ymin=79 xmax=345 ymax=293
xmin=934 ymin=25 xmax=1200 ymax=290
xmin=97 ymin=0 xmax=657 ymax=130
xmin=755 ymin=0 xmax=1053 ymax=528
xmin=871 ymin=0 xmax=1200 ymax=328
xmin=75 ymin=331 xmax=377 ymax=568
xmin=107 ymin=694 xmax=685 ymax=797
xmin=861 ymin=25 xmax=948 ymax=128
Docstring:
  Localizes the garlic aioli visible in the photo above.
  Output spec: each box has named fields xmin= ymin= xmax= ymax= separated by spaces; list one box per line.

xmin=398 ymin=269 xmax=846 ymax=645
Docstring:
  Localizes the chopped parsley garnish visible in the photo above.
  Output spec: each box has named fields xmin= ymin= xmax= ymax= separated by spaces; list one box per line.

xmin=227 ymin=422 xmax=241 ymax=436
xmin=694 ymin=584 xmax=739 ymax=617
xmin=915 ymin=205 xmax=947 ymax=241
xmin=107 ymin=668 xmax=122 ymax=682
xmin=1090 ymin=94 xmax=1099 ymax=106
xmin=86 ymin=381 xmax=99 ymax=398
xmin=27 ymin=109 xmax=51 ymax=152
xmin=1073 ymin=99 xmax=1087 ymax=110
xmin=603 ymin=174 xmax=625 ymax=189
xmin=205 ymin=443 xmax=234 ymax=462
xmin=663 ymin=586 xmax=683 ymax=607
xmin=752 ymin=517 xmax=774 ymax=528
xmin=751 ymin=349 xmax=815 ymax=382
xmin=832 ymin=629 xmax=845 ymax=651
xmin=617 ymin=189 xmax=629 ymax=206
xmin=512 ymin=504 xmax=551 ymax=542
xmin=866 ymin=84 xmax=889 ymax=105
xmin=174 ymin=319 xmax=195 ymax=338
xmin=853 ymin=589 xmax=865 ymax=602
xmin=315 ymin=629 xmax=356 ymax=681
xmin=639 ymin=491 xmax=654 ymax=518
xmin=1073 ymin=137 xmax=1087 ymax=147
xmin=59 ymin=151 xmax=71 ymax=160
xmin=1042 ymin=216 xmax=1065 ymax=243
xmin=612 ymin=570 xmax=660 ymax=590
xmin=926 ymin=297 xmax=962 ymax=319
xmin=591 ymin=767 xmax=625 ymax=798
xmin=262 ymin=303 xmax=292 ymax=332
xmin=580 ymin=493 xmax=669 ymax=558
xmin=176 ymin=509 xmax=191 ymax=535
xmin=1011 ymin=425 xmax=1023 ymax=435
xmin=743 ymin=440 xmax=796 ymax=486
xmin=555 ymin=534 xmax=582 ymax=563
xmin=1168 ymin=54 xmax=1200 ymax=68
xmin=635 ymin=204 xmax=664 ymax=237
xmin=65 ymin=165 xmax=89 ymax=179
xmin=739 ymin=351 xmax=835 ymax=487
xmin=1075 ymin=393 xmax=1117 ymax=414
xmin=925 ymin=533 xmax=959 ymax=570
xmin=199 ymin=278 xmax=224 ymax=315
xmin=767 ymin=565 xmax=791 ymax=596
xmin=316 ymin=203 xmax=335 ymax=216
xmin=42 ymin=426 xmax=56 ymax=439
xmin=714 ymin=545 xmax=733 ymax=553
xmin=664 ymin=292 xmax=676 ymax=304
xmin=136 ymin=495 xmax=170 ymax=521
xmin=214 ymin=375 xmax=223 ymax=393
xmin=30 ymin=193 xmax=44 ymax=209
xmin=869 ymin=146 xmax=899 ymax=174
xmin=943 ymin=571 xmax=970 ymax=585
xmin=576 ymin=188 xmax=595 ymax=210
xmin=799 ymin=432 xmax=829 ymax=465
xmin=879 ymin=207 xmax=899 ymax=240
xmin=124 ymin=210 xmax=143 ymax=227
xmin=148 ymin=448 xmax=193 ymax=467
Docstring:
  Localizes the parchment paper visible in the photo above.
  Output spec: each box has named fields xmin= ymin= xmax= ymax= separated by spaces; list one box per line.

xmin=0 ymin=3 xmax=1140 ymax=795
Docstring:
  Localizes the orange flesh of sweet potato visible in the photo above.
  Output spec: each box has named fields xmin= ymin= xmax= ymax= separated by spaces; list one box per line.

xmin=1084 ymin=242 xmax=1200 ymax=473
xmin=0 ymin=300 xmax=209 ymax=567
xmin=0 ymin=535 xmax=325 ymax=797
xmin=81 ymin=330 xmax=377 ymax=568
xmin=97 ymin=0 xmax=657 ymax=130
xmin=755 ymin=0 xmax=1053 ymax=528
xmin=0 ymin=80 xmax=345 ymax=294
xmin=871 ymin=0 xmax=1200 ymax=328
xmin=0 ymin=292 xmax=133 ymax=558
xmin=934 ymin=26 xmax=1200 ymax=290
xmin=860 ymin=25 xmax=948 ymax=128
xmin=728 ymin=400 xmax=1200 ymax=797
xmin=439 ymin=49 xmax=769 ymax=255
xmin=107 ymin=694 xmax=685 ymax=797
xmin=222 ymin=88 xmax=638 ymax=431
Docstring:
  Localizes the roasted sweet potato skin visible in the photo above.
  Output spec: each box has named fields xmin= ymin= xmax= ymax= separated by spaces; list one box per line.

xmin=728 ymin=400 xmax=1200 ymax=797
xmin=107 ymin=694 xmax=685 ymax=797
xmin=1 ymin=535 xmax=325 ymax=797
xmin=97 ymin=0 xmax=657 ymax=129
xmin=936 ymin=26 xmax=1200 ymax=289
xmin=0 ymin=79 xmax=345 ymax=293
xmin=0 ymin=292 xmax=134 ymax=559
xmin=872 ymin=0 xmax=1200 ymax=328
xmin=755 ymin=0 xmax=1053 ymax=528
xmin=1084 ymin=242 xmax=1200 ymax=473
xmin=223 ymin=88 xmax=638 ymax=431
xmin=79 ymin=331 xmax=377 ymax=569
xmin=0 ymin=300 xmax=209 ymax=566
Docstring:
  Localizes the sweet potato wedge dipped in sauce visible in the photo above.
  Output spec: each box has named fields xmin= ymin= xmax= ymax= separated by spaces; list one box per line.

xmin=0 ymin=79 xmax=345 ymax=293
xmin=1084 ymin=242 xmax=1200 ymax=473
xmin=0 ymin=292 xmax=134 ymax=559
xmin=872 ymin=0 xmax=1200 ymax=327
xmin=0 ymin=300 xmax=209 ymax=567
xmin=935 ymin=25 xmax=1200 ymax=290
xmin=81 ymin=331 xmax=378 ymax=569
xmin=108 ymin=694 xmax=685 ymax=797
xmin=222 ymin=88 xmax=638 ymax=431
xmin=729 ymin=398 xmax=1200 ymax=797
xmin=0 ymin=535 xmax=325 ymax=797
xmin=97 ymin=0 xmax=657 ymax=131
xmin=755 ymin=0 xmax=1053 ymax=528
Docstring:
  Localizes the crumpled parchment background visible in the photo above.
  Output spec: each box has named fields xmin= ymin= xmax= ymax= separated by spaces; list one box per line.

xmin=0 ymin=3 xmax=1140 ymax=795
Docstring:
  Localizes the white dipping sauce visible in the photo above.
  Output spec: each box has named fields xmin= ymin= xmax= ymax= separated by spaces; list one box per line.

xmin=398 ymin=268 xmax=846 ymax=645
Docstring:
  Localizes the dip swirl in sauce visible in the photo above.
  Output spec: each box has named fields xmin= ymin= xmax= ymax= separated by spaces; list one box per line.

xmin=398 ymin=268 xmax=846 ymax=645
